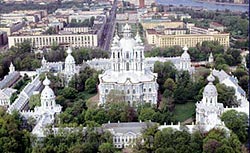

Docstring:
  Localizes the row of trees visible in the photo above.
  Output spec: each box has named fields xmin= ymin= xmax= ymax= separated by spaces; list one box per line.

xmin=58 ymin=94 xmax=174 ymax=127
xmin=181 ymin=8 xmax=249 ymax=37
xmin=68 ymin=17 xmax=95 ymax=28
xmin=32 ymin=127 xmax=115 ymax=153
xmin=0 ymin=104 xmax=247 ymax=153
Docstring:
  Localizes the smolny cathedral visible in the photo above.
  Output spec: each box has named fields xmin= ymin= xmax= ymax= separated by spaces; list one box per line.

xmin=0 ymin=23 xmax=248 ymax=143
xmin=91 ymin=23 xmax=194 ymax=105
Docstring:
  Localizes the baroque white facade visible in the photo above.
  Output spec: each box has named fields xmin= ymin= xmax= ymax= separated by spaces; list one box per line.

xmin=92 ymin=24 xmax=194 ymax=105
xmin=87 ymin=46 xmax=194 ymax=73
xmin=98 ymin=24 xmax=158 ymax=105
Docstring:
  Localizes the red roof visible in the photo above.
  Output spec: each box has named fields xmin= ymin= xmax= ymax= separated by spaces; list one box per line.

xmin=210 ymin=22 xmax=224 ymax=27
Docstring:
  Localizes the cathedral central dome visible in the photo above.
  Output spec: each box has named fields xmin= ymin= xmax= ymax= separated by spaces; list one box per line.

xmin=41 ymin=76 xmax=55 ymax=100
xmin=203 ymin=73 xmax=217 ymax=97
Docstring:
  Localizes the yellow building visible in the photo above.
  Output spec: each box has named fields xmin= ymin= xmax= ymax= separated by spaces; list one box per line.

xmin=141 ymin=20 xmax=184 ymax=30
xmin=146 ymin=29 xmax=229 ymax=48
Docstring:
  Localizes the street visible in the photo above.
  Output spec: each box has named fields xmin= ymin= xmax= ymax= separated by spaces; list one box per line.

xmin=99 ymin=0 xmax=117 ymax=51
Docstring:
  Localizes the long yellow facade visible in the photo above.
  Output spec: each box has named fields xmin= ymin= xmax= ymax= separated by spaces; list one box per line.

xmin=146 ymin=31 xmax=229 ymax=48
xmin=141 ymin=21 xmax=184 ymax=30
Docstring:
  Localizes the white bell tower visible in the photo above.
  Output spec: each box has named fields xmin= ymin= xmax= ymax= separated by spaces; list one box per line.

xmin=64 ymin=47 xmax=76 ymax=82
xmin=180 ymin=45 xmax=191 ymax=71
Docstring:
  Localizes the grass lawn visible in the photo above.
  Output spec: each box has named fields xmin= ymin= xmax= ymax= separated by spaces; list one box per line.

xmin=173 ymin=102 xmax=196 ymax=122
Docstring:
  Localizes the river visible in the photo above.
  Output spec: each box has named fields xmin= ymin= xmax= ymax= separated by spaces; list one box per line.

xmin=156 ymin=0 xmax=249 ymax=12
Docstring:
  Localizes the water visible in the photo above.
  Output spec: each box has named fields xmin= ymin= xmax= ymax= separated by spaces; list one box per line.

xmin=157 ymin=0 xmax=249 ymax=12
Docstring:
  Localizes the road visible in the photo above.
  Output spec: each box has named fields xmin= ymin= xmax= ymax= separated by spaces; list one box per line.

xmin=99 ymin=0 xmax=117 ymax=51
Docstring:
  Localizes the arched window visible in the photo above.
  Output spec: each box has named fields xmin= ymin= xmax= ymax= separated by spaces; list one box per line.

xmin=118 ymin=52 xmax=120 ymax=58
xmin=126 ymin=62 xmax=129 ymax=71
xmin=136 ymin=52 xmax=138 ymax=58
xmin=127 ymin=89 xmax=130 ymax=94
xmin=113 ymin=52 xmax=115 ymax=58
xmin=126 ymin=52 xmax=129 ymax=59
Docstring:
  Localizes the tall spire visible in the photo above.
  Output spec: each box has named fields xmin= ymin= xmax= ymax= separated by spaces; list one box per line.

xmin=209 ymin=52 xmax=214 ymax=63
xmin=43 ymin=75 xmax=51 ymax=86
xmin=183 ymin=45 xmax=188 ymax=52
xmin=123 ymin=23 xmax=131 ymax=38
xmin=67 ymin=46 xmax=72 ymax=54
xmin=9 ymin=62 xmax=15 ymax=74
xmin=42 ymin=56 xmax=47 ymax=65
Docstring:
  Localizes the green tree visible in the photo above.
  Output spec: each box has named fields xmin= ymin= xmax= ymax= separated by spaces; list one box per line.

xmin=163 ymin=78 xmax=176 ymax=97
xmin=154 ymin=61 xmax=177 ymax=93
xmin=0 ymin=108 xmax=32 ymax=153
xmin=85 ymin=77 xmax=97 ymax=94
xmin=221 ymin=110 xmax=248 ymax=143
xmin=60 ymin=87 xmax=78 ymax=99
xmin=138 ymin=108 xmax=156 ymax=121
xmin=216 ymin=84 xmax=238 ymax=107
xmin=98 ymin=143 xmax=115 ymax=153
xmin=29 ymin=94 xmax=41 ymax=110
